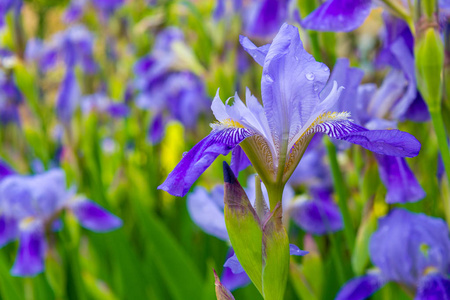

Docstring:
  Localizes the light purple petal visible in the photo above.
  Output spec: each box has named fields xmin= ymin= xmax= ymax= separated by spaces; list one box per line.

xmin=187 ymin=187 xmax=228 ymax=241
xmin=224 ymin=253 xmax=244 ymax=274
xmin=260 ymin=23 xmax=330 ymax=149
xmin=230 ymin=146 xmax=252 ymax=177
xmin=302 ymin=0 xmax=372 ymax=32
xmin=158 ymin=127 xmax=254 ymax=197
xmin=69 ymin=199 xmax=122 ymax=232
xmin=415 ymin=274 xmax=450 ymax=300
xmin=239 ymin=35 xmax=270 ymax=66
xmin=0 ymin=215 xmax=18 ymax=247
xmin=11 ymin=220 xmax=46 ymax=277
xmin=221 ymin=249 xmax=250 ymax=291
xmin=375 ymin=155 xmax=425 ymax=204
xmin=289 ymin=244 xmax=309 ymax=256
xmin=335 ymin=272 xmax=385 ymax=300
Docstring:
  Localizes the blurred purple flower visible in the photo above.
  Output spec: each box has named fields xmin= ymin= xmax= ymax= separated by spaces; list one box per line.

xmin=0 ymin=0 xmax=22 ymax=28
xmin=0 ymin=168 xmax=122 ymax=277
xmin=0 ymin=70 xmax=23 ymax=125
xmin=64 ymin=0 xmax=125 ymax=23
xmin=159 ymin=23 xmax=421 ymax=197
xmin=290 ymin=187 xmax=343 ymax=235
xmin=81 ymin=93 xmax=129 ymax=118
xmin=26 ymin=25 xmax=97 ymax=74
xmin=56 ymin=70 xmax=80 ymax=123
xmin=336 ymin=209 xmax=450 ymax=299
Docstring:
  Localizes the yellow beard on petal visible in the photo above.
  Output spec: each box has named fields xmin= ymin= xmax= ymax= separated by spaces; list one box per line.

xmin=210 ymin=118 xmax=245 ymax=130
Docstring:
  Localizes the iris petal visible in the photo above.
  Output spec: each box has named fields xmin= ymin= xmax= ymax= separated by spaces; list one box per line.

xmin=335 ymin=272 xmax=385 ymax=300
xmin=416 ymin=273 xmax=450 ymax=300
xmin=159 ymin=127 xmax=254 ymax=197
xmin=69 ymin=198 xmax=122 ymax=232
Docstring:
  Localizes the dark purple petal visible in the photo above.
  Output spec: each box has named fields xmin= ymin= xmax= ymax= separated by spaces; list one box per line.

xmin=319 ymin=121 xmax=421 ymax=157
xmin=158 ymin=128 xmax=254 ymax=197
xmin=404 ymin=92 xmax=430 ymax=122
xmin=415 ymin=274 xmax=450 ymax=300
xmin=187 ymin=187 xmax=228 ymax=241
xmin=0 ymin=159 xmax=15 ymax=181
xmin=335 ymin=273 xmax=384 ymax=300
xmin=11 ymin=220 xmax=46 ymax=277
xmin=230 ymin=146 xmax=252 ymax=177
xmin=291 ymin=195 xmax=343 ymax=235
xmin=0 ymin=215 xmax=18 ymax=247
xmin=301 ymin=0 xmax=372 ymax=32
xmin=213 ymin=0 xmax=225 ymax=20
xmin=244 ymin=0 xmax=287 ymax=38
xmin=107 ymin=103 xmax=129 ymax=118
xmin=239 ymin=35 xmax=270 ymax=66
xmin=148 ymin=113 xmax=165 ymax=144
xmin=56 ymin=70 xmax=80 ymax=123
xmin=375 ymin=155 xmax=425 ymax=204
xmin=63 ymin=0 xmax=86 ymax=23
xmin=69 ymin=199 xmax=122 ymax=232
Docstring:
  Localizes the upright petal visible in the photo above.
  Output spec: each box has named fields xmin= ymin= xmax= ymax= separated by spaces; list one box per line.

xmin=335 ymin=272 xmax=385 ymax=300
xmin=11 ymin=220 xmax=46 ymax=277
xmin=68 ymin=198 xmax=122 ymax=232
xmin=260 ymin=23 xmax=330 ymax=150
xmin=56 ymin=69 xmax=80 ymax=123
xmin=415 ymin=274 xmax=450 ymax=300
xmin=301 ymin=0 xmax=372 ymax=32
xmin=375 ymin=155 xmax=425 ymax=203
xmin=159 ymin=127 xmax=254 ymax=197
xmin=239 ymin=35 xmax=270 ymax=66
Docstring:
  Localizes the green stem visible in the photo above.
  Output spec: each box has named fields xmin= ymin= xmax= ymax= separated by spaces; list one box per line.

xmin=325 ymin=138 xmax=355 ymax=252
xmin=429 ymin=109 xmax=450 ymax=226
xmin=327 ymin=233 xmax=347 ymax=285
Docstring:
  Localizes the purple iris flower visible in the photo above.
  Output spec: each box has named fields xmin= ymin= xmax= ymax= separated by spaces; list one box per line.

xmin=64 ymin=0 xmax=125 ymax=23
xmin=159 ymin=23 xmax=420 ymax=198
xmin=0 ymin=168 xmax=122 ymax=277
xmin=0 ymin=70 xmax=23 ymax=125
xmin=328 ymin=58 xmax=425 ymax=203
xmin=27 ymin=25 xmax=97 ymax=74
xmin=0 ymin=0 xmax=22 ymax=28
xmin=187 ymin=176 xmax=304 ymax=291
xmin=336 ymin=209 xmax=450 ymax=300
xmin=56 ymin=69 xmax=80 ymax=123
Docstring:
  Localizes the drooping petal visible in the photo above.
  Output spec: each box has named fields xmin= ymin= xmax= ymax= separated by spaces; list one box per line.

xmin=375 ymin=155 xmax=425 ymax=203
xmin=221 ymin=265 xmax=251 ymax=291
xmin=0 ymin=159 xmax=15 ymax=181
xmin=11 ymin=220 xmax=46 ymax=277
xmin=415 ymin=273 xmax=450 ymax=300
xmin=260 ymin=23 xmax=331 ymax=150
xmin=68 ymin=198 xmax=122 ymax=232
xmin=230 ymin=146 xmax=252 ymax=176
xmin=335 ymin=272 xmax=385 ymax=300
xmin=0 ymin=215 xmax=18 ymax=247
xmin=187 ymin=187 xmax=228 ymax=241
xmin=158 ymin=127 xmax=254 ymax=197
xmin=301 ymin=0 xmax=372 ymax=32
xmin=289 ymin=244 xmax=309 ymax=256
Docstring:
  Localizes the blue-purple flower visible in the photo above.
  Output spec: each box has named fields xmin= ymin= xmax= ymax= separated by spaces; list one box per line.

xmin=159 ymin=23 xmax=421 ymax=198
xmin=0 ymin=0 xmax=22 ymax=28
xmin=64 ymin=0 xmax=125 ymax=23
xmin=0 ymin=70 xmax=23 ymax=126
xmin=336 ymin=209 xmax=450 ymax=300
xmin=0 ymin=169 xmax=122 ymax=276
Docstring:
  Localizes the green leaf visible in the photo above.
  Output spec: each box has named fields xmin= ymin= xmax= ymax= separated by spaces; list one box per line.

xmin=352 ymin=211 xmax=377 ymax=276
xmin=261 ymin=203 xmax=289 ymax=300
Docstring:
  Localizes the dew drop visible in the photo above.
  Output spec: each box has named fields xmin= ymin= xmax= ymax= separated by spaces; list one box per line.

xmin=265 ymin=74 xmax=274 ymax=83
xmin=294 ymin=56 xmax=299 ymax=61
xmin=313 ymin=83 xmax=319 ymax=92
xmin=305 ymin=72 xmax=315 ymax=81
xmin=182 ymin=151 xmax=188 ymax=157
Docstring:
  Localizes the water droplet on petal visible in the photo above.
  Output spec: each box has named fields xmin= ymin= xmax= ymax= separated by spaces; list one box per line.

xmin=313 ymin=83 xmax=319 ymax=92
xmin=305 ymin=72 xmax=315 ymax=81
xmin=182 ymin=151 xmax=188 ymax=157
xmin=265 ymin=74 xmax=274 ymax=83
xmin=294 ymin=56 xmax=299 ymax=61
